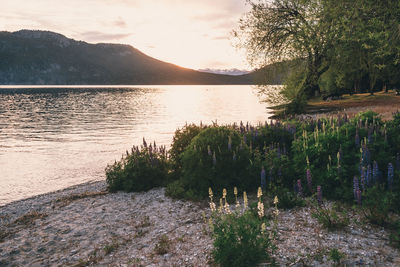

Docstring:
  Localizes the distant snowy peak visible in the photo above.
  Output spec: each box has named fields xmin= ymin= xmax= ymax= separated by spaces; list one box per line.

xmin=198 ymin=68 xmax=251 ymax=76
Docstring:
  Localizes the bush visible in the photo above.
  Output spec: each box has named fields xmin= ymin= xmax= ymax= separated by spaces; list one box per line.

xmin=362 ymin=185 xmax=394 ymax=226
xmin=212 ymin=210 xmax=275 ymax=267
xmin=311 ymin=203 xmax=349 ymax=231
xmin=106 ymin=140 xmax=169 ymax=192
xmin=281 ymin=70 xmax=308 ymax=114
xmin=270 ymin=186 xmax=305 ymax=210
xmin=178 ymin=126 xmax=255 ymax=199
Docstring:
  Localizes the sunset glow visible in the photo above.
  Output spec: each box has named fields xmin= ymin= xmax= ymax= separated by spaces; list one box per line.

xmin=1 ymin=0 xmax=251 ymax=70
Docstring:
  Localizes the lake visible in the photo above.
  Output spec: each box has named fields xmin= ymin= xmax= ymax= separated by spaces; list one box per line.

xmin=0 ymin=85 xmax=274 ymax=205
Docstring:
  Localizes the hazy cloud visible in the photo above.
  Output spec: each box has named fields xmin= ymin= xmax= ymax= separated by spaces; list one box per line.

xmin=78 ymin=31 xmax=132 ymax=42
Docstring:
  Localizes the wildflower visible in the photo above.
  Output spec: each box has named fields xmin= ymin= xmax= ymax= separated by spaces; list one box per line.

xmin=234 ymin=187 xmax=239 ymax=208
xmin=261 ymin=222 xmax=266 ymax=234
xmin=306 ymin=155 xmax=310 ymax=167
xmin=355 ymin=129 xmax=360 ymax=147
xmin=366 ymin=165 xmax=372 ymax=186
xmin=356 ymin=189 xmax=362 ymax=205
xmin=208 ymin=187 xmax=213 ymax=199
xmin=257 ymin=187 xmax=262 ymax=199
xmin=218 ymin=198 xmax=223 ymax=213
xmin=228 ymin=136 xmax=232 ymax=151
xmin=353 ymin=176 xmax=359 ymax=200
xmin=388 ymin=163 xmax=394 ymax=190
xmin=224 ymin=201 xmax=231 ymax=214
xmin=260 ymin=167 xmax=266 ymax=190
xmin=269 ymin=167 xmax=273 ymax=183
xmin=273 ymin=196 xmax=279 ymax=205
xmin=373 ymin=161 xmax=379 ymax=183
xmin=243 ymin=191 xmax=248 ymax=209
xmin=257 ymin=201 xmax=264 ymax=218
xmin=306 ymin=169 xmax=313 ymax=193
xmin=317 ymin=185 xmax=322 ymax=205
xmin=297 ymin=179 xmax=303 ymax=196
xmin=209 ymin=201 xmax=216 ymax=212
xmin=360 ymin=167 xmax=366 ymax=191
xmin=222 ymin=188 xmax=227 ymax=199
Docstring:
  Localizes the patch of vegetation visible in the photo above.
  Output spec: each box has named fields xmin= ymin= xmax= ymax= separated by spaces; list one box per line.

xmin=154 ymin=234 xmax=170 ymax=255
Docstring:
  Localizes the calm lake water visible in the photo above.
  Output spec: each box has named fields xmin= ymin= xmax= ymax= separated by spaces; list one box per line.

xmin=0 ymin=85 xmax=273 ymax=205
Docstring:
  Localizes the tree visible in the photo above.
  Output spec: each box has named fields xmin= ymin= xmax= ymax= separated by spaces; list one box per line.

xmin=234 ymin=0 xmax=336 ymax=97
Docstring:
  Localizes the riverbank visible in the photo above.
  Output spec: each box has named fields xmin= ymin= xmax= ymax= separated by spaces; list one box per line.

xmin=271 ymin=90 xmax=400 ymax=120
xmin=1 ymin=181 xmax=399 ymax=266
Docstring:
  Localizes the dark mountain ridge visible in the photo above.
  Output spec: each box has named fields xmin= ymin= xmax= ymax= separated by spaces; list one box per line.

xmin=0 ymin=30 xmax=255 ymax=85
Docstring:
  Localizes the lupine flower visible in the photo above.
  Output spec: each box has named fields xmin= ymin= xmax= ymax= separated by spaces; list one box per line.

xmin=224 ymin=201 xmax=231 ymax=214
xmin=209 ymin=187 xmax=213 ymax=200
xmin=355 ymin=129 xmax=360 ymax=147
xmin=356 ymin=189 xmax=362 ymax=205
xmin=222 ymin=188 xmax=227 ymax=199
xmin=353 ymin=176 xmax=359 ymax=200
xmin=317 ymin=186 xmax=322 ymax=205
xmin=306 ymin=155 xmax=310 ymax=167
xmin=306 ymin=169 xmax=313 ymax=193
xmin=208 ymin=145 xmax=212 ymax=156
xmin=234 ymin=187 xmax=239 ymax=208
xmin=228 ymin=136 xmax=232 ymax=151
xmin=366 ymin=165 xmax=372 ymax=186
xmin=278 ymin=167 xmax=282 ymax=178
xmin=360 ymin=167 xmax=366 ymax=191
xmin=269 ymin=167 xmax=273 ymax=183
xmin=388 ymin=163 xmax=394 ymax=190
xmin=373 ymin=161 xmax=379 ymax=183
xmin=218 ymin=198 xmax=223 ymax=213
xmin=257 ymin=200 xmax=264 ymax=218
xmin=297 ymin=179 xmax=303 ymax=196
xmin=243 ymin=191 xmax=248 ymax=209
xmin=143 ymin=137 xmax=147 ymax=148
xmin=261 ymin=222 xmax=266 ymax=234
xmin=261 ymin=167 xmax=266 ymax=190
xmin=257 ymin=187 xmax=262 ymax=199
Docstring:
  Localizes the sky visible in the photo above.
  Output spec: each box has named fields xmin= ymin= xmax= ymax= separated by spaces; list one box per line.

xmin=1 ymin=0 xmax=251 ymax=70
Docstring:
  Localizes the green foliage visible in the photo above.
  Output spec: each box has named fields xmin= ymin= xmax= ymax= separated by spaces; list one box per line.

xmin=328 ymin=248 xmax=345 ymax=266
xmin=281 ymin=70 xmax=308 ymax=114
xmin=178 ymin=126 xmax=255 ymax=199
xmin=106 ymin=142 xmax=169 ymax=192
xmin=169 ymin=124 xmax=206 ymax=173
xmin=311 ymin=203 xmax=349 ymax=231
xmin=270 ymin=186 xmax=305 ymax=210
xmin=362 ymin=185 xmax=395 ymax=226
xmin=389 ymin=221 xmax=400 ymax=248
xmin=211 ymin=210 xmax=275 ymax=267
xmin=154 ymin=234 xmax=170 ymax=255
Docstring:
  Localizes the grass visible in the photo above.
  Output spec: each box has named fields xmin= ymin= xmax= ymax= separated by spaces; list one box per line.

xmin=55 ymin=191 xmax=108 ymax=208
xmin=306 ymin=91 xmax=400 ymax=120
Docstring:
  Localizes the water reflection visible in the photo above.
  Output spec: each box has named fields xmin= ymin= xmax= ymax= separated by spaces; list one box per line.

xmin=0 ymin=85 xmax=272 ymax=205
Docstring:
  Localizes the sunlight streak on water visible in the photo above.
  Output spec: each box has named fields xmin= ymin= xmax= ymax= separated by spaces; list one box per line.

xmin=0 ymin=85 xmax=272 ymax=205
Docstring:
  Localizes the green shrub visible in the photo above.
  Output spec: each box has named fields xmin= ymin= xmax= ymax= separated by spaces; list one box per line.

xmin=212 ymin=210 xmax=275 ymax=267
xmin=362 ymin=185 xmax=394 ymax=226
xmin=169 ymin=124 xmax=206 ymax=175
xmin=270 ymin=186 xmax=305 ymax=210
xmin=106 ymin=141 xmax=169 ymax=192
xmin=311 ymin=203 xmax=349 ymax=231
xmin=179 ymin=126 xmax=255 ymax=199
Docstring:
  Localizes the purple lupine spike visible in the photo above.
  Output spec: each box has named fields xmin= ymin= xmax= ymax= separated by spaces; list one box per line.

xmin=373 ymin=161 xmax=379 ymax=183
xmin=368 ymin=127 xmax=373 ymax=144
xmin=317 ymin=186 xmax=322 ymax=205
xmin=356 ymin=189 xmax=362 ymax=205
xmin=353 ymin=176 xmax=359 ymax=200
xmin=306 ymin=169 xmax=313 ymax=193
xmin=367 ymin=164 xmax=372 ymax=186
xmin=243 ymin=135 xmax=247 ymax=145
xmin=388 ymin=163 xmax=394 ymax=190
xmin=360 ymin=167 xmax=366 ymax=191
xmin=143 ymin=137 xmax=147 ymax=148
xmin=355 ymin=129 xmax=360 ymax=147
xmin=261 ymin=167 xmax=266 ymax=190
xmin=297 ymin=179 xmax=303 ymax=196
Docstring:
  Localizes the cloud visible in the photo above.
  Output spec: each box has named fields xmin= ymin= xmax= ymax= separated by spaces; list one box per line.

xmin=77 ymin=31 xmax=132 ymax=42
xmin=113 ymin=17 xmax=127 ymax=28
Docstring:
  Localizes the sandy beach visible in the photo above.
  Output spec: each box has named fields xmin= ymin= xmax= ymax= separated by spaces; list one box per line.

xmin=1 ymin=181 xmax=399 ymax=266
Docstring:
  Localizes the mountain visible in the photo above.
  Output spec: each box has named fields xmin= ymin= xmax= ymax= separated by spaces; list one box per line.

xmin=198 ymin=68 xmax=251 ymax=76
xmin=0 ymin=30 xmax=254 ymax=85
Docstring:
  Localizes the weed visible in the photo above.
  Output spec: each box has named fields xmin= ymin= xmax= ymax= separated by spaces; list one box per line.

xmin=154 ymin=234 xmax=170 ymax=255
